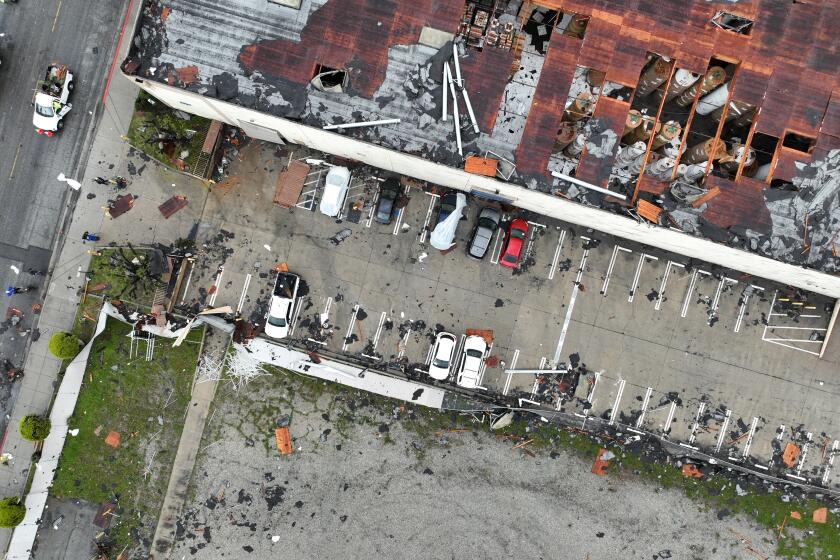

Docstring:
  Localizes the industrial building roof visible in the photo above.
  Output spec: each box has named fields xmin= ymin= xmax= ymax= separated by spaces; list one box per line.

xmin=125 ymin=0 xmax=840 ymax=276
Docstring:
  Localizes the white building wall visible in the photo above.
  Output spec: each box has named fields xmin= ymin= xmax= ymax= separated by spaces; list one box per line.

xmin=134 ymin=77 xmax=840 ymax=298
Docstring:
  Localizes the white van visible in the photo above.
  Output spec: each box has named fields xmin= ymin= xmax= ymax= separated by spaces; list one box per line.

xmin=319 ymin=166 xmax=351 ymax=217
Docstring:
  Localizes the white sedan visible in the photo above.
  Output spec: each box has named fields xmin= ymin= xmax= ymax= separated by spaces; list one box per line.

xmin=427 ymin=332 xmax=457 ymax=380
xmin=319 ymin=166 xmax=351 ymax=217
xmin=456 ymin=335 xmax=487 ymax=389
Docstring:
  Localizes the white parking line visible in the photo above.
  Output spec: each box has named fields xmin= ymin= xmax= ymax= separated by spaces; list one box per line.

xmin=366 ymin=189 xmax=379 ymax=228
xmin=522 ymin=222 xmax=544 ymax=264
xmin=734 ymin=286 xmax=763 ymax=333
xmin=796 ymin=432 xmax=812 ymax=477
xmin=489 ymin=228 xmax=505 ymax=265
xmin=581 ymin=371 xmax=601 ymax=428
xmin=342 ymin=304 xmax=360 ymax=352
xmin=502 ymin=348 xmax=520 ymax=396
xmin=680 ymin=269 xmax=710 ymax=318
xmin=236 ymin=273 xmax=252 ymax=313
xmin=397 ymin=325 xmax=413 ymax=359
xmin=655 ymin=260 xmax=684 ymax=311
xmin=688 ymin=401 xmax=706 ymax=445
xmin=822 ymin=440 xmax=838 ymax=485
xmin=608 ymin=379 xmax=626 ymax=425
xmin=635 ymin=387 xmax=653 ymax=428
xmin=392 ymin=184 xmax=411 ymax=235
xmin=362 ymin=312 xmax=387 ymax=359
xmin=208 ymin=266 xmax=224 ymax=306
xmin=601 ymin=245 xmax=631 ymax=296
xmin=628 ymin=253 xmax=658 ymax=303
xmin=708 ymin=276 xmax=738 ymax=325
xmin=419 ymin=192 xmax=438 ymax=244
xmin=715 ymin=409 xmax=731 ymax=453
xmin=742 ymin=417 xmax=759 ymax=458
xmin=552 ymin=247 xmax=589 ymax=364
xmin=548 ymin=229 xmax=567 ymax=280
xmin=663 ymin=401 xmax=677 ymax=435
xmin=289 ymin=297 xmax=304 ymax=336
xmin=477 ymin=340 xmax=493 ymax=389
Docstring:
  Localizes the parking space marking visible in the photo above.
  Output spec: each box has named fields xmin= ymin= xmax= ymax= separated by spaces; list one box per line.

xmin=366 ymin=188 xmax=379 ymax=228
xmin=579 ymin=371 xmax=602 ymax=428
xmin=714 ymin=409 xmax=731 ymax=453
xmin=296 ymin=168 xmax=326 ymax=210
xmin=289 ymin=297 xmax=304 ymax=336
xmin=688 ymin=401 xmax=706 ymax=445
xmin=655 ymin=260 xmax=684 ymax=310
xmin=306 ymin=297 xmax=332 ymax=346
xmin=552 ymin=246 xmax=589 ymax=365
xmin=489 ymin=228 xmax=505 ymax=265
xmin=822 ymin=440 xmax=838 ymax=485
xmin=341 ymin=304 xmax=360 ymax=352
xmin=392 ymin=184 xmax=411 ymax=235
xmin=664 ymin=401 xmax=677 ymax=435
xmin=742 ymin=417 xmax=759 ymax=458
xmin=608 ymin=379 xmax=626 ymax=425
xmin=680 ymin=269 xmax=711 ymax=318
xmin=762 ymin=290 xmax=827 ymax=356
xmin=795 ymin=432 xmax=813 ymax=478
xmin=548 ymin=229 xmax=567 ymax=280
xmin=601 ymin=245 xmax=632 ymax=296
xmin=363 ymin=312 xmax=388 ymax=360
xmin=628 ymin=253 xmax=658 ymax=303
xmin=734 ymin=285 xmax=764 ymax=333
xmin=502 ymin=348 xmax=520 ymax=396
xmin=635 ymin=387 xmax=653 ymax=428
xmin=208 ymin=266 xmax=224 ymax=307
xmin=236 ymin=273 xmax=252 ymax=313
xmin=522 ymin=222 xmax=544 ymax=265
xmin=476 ymin=340 xmax=493 ymax=389
xmin=397 ymin=325 xmax=413 ymax=359
xmin=419 ymin=192 xmax=439 ymax=243
xmin=707 ymin=276 xmax=738 ymax=325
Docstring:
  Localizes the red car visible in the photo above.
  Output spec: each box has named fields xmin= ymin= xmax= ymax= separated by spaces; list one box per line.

xmin=500 ymin=218 xmax=529 ymax=268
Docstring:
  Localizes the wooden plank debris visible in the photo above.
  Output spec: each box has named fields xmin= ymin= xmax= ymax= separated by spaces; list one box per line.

xmin=464 ymin=156 xmax=498 ymax=177
xmin=636 ymin=200 xmax=663 ymax=223
xmin=273 ymin=160 xmax=310 ymax=208
xmin=275 ymin=427 xmax=292 ymax=455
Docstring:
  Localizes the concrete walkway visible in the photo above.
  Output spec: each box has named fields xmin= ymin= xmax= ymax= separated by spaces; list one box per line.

xmin=150 ymin=331 xmax=223 ymax=558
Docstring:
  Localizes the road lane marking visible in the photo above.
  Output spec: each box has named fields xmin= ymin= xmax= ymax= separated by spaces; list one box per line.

xmin=8 ymin=144 xmax=21 ymax=181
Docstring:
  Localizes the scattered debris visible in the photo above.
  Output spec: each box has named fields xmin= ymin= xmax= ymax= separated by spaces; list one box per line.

xmin=104 ymin=431 xmax=121 ymax=448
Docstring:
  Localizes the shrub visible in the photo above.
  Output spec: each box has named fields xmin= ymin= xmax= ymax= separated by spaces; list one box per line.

xmin=19 ymin=415 xmax=51 ymax=442
xmin=48 ymin=332 xmax=80 ymax=360
xmin=0 ymin=497 xmax=25 ymax=528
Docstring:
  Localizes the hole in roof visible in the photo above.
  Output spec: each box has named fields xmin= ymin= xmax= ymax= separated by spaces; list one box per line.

xmin=711 ymin=11 xmax=753 ymax=35
xmin=311 ymin=64 xmax=346 ymax=93
xmin=782 ymin=131 xmax=816 ymax=154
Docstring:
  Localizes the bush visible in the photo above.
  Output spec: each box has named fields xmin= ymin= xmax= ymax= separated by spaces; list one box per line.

xmin=19 ymin=415 xmax=51 ymax=442
xmin=48 ymin=332 xmax=80 ymax=360
xmin=0 ymin=497 xmax=25 ymax=528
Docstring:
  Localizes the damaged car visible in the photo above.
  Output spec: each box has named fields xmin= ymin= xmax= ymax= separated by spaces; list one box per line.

xmin=265 ymin=272 xmax=300 ymax=339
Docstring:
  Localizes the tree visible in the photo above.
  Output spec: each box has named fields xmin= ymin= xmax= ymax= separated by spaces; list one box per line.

xmin=0 ymin=497 xmax=25 ymax=528
xmin=19 ymin=415 xmax=51 ymax=442
xmin=48 ymin=332 xmax=80 ymax=360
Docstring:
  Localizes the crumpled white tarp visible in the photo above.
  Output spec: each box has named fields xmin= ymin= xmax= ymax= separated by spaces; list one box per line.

xmin=430 ymin=193 xmax=467 ymax=251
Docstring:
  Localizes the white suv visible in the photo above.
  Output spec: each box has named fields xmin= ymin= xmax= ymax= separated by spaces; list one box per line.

xmin=265 ymin=272 xmax=299 ymax=339
xmin=456 ymin=335 xmax=487 ymax=389
xmin=319 ymin=166 xmax=351 ymax=217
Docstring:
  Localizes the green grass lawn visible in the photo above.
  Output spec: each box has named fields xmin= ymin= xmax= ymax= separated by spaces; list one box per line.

xmin=51 ymin=317 xmax=204 ymax=554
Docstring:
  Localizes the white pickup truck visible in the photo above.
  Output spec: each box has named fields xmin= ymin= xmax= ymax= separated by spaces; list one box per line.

xmin=33 ymin=63 xmax=74 ymax=136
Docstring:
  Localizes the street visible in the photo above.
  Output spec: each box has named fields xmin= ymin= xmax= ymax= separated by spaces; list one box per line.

xmin=0 ymin=0 xmax=127 ymax=435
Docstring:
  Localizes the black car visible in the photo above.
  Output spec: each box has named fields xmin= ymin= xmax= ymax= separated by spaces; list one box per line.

xmin=374 ymin=178 xmax=400 ymax=224
xmin=435 ymin=191 xmax=460 ymax=226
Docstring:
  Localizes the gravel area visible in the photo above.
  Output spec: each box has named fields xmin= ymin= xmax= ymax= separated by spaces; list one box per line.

xmin=173 ymin=373 xmax=774 ymax=559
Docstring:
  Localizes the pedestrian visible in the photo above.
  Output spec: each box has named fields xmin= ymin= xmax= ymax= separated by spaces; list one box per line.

xmin=94 ymin=177 xmax=109 ymax=185
xmin=82 ymin=231 xmax=100 ymax=242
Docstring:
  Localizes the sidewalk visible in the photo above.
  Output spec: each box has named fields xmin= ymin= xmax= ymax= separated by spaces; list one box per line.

xmin=0 ymin=0 xmax=211 ymax=552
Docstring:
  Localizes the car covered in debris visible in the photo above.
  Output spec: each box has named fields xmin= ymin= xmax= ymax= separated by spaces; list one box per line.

xmin=427 ymin=331 xmax=457 ymax=380
xmin=374 ymin=177 xmax=400 ymax=224
xmin=435 ymin=191 xmax=460 ymax=226
xmin=265 ymin=272 xmax=299 ymax=339
xmin=430 ymin=192 xmax=467 ymax=251
xmin=467 ymin=207 xmax=501 ymax=259
xmin=319 ymin=166 xmax=351 ymax=217
xmin=33 ymin=63 xmax=74 ymax=135
xmin=500 ymin=218 xmax=529 ymax=269
xmin=456 ymin=335 xmax=486 ymax=389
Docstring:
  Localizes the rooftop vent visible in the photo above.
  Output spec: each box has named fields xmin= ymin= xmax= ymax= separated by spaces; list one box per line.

xmin=711 ymin=11 xmax=753 ymax=35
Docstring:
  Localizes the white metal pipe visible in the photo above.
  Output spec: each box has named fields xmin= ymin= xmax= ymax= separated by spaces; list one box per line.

xmin=446 ymin=63 xmax=462 ymax=156
xmin=461 ymin=89 xmax=480 ymax=133
xmin=442 ymin=62 xmax=448 ymax=122
xmin=452 ymin=42 xmax=463 ymax=87
xmin=551 ymin=171 xmax=627 ymax=200
xmin=696 ymin=83 xmax=729 ymax=115
xmin=323 ymin=119 xmax=401 ymax=130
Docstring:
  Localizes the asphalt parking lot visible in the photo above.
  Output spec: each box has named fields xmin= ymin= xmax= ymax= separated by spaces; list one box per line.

xmin=182 ymin=141 xmax=840 ymax=490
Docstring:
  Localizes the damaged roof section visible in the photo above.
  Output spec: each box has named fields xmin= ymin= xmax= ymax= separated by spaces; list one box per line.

xmin=126 ymin=0 xmax=840 ymax=274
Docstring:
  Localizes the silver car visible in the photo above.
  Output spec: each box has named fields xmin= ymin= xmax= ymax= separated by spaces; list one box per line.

xmin=468 ymin=207 xmax=501 ymax=259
